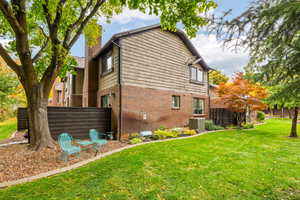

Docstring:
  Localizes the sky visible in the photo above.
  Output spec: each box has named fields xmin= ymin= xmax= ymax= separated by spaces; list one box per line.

xmin=70 ymin=0 xmax=251 ymax=77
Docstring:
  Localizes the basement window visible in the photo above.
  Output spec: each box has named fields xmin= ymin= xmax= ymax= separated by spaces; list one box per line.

xmin=172 ymin=95 xmax=181 ymax=109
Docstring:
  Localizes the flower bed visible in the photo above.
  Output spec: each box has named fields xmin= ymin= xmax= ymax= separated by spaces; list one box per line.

xmin=128 ymin=127 xmax=198 ymax=144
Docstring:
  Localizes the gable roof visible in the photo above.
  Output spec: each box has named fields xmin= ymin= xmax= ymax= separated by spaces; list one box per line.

xmin=93 ymin=24 xmax=211 ymax=70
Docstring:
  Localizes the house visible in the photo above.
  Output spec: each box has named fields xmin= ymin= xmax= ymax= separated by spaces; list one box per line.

xmin=209 ymin=84 xmax=229 ymax=109
xmin=83 ymin=24 xmax=211 ymax=139
xmin=49 ymin=56 xmax=85 ymax=107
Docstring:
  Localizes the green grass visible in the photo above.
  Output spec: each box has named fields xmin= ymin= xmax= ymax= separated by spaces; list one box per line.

xmin=1 ymin=119 xmax=300 ymax=200
xmin=0 ymin=118 xmax=16 ymax=140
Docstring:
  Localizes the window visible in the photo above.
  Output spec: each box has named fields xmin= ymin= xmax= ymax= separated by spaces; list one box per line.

xmin=102 ymin=50 xmax=113 ymax=74
xmin=101 ymin=95 xmax=111 ymax=108
xmin=191 ymin=67 xmax=197 ymax=80
xmin=172 ymin=95 xmax=180 ymax=109
xmin=190 ymin=66 xmax=203 ymax=82
xmin=193 ymin=98 xmax=204 ymax=114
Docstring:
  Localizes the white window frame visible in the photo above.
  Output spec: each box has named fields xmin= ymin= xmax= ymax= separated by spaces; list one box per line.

xmin=172 ymin=95 xmax=181 ymax=109
xmin=193 ymin=98 xmax=204 ymax=114
xmin=190 ymin=66 xmax=204 ymax=82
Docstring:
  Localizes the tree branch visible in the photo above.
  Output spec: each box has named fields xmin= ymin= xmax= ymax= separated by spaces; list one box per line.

xmin=52 ymin=0 xmax=67 ymax=36
xmin=42 ymin=0 xmax=52 ymax=31
xmin=66 ymin=0 xmax=106 ymax=49
xmin=0 ymin=0 xmax=24 ymax=34
xmin=42 ymin=0 xmax=106 ymax=96
xmin=63 ymin=0 xmax=93 ymax=48
xmin=32 ymin=26 xmax=50 ymax=62
xmin=32 ymin=39 xmax=49 ymax=63
xmin=0 ymin=43 xmax=21 ymax=75
xmin=40 ymin=0 xmax=68 ymax=95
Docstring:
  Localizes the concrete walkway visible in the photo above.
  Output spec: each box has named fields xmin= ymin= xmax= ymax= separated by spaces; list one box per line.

xmin=0 ymin=140 xmax=28 ymax=147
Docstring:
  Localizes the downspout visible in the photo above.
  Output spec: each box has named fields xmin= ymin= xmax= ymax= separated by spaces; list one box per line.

xmin=117 ymin=40 xmax=122 ymax=141
xmin=207 ymin=69 xmax=211 ymax=119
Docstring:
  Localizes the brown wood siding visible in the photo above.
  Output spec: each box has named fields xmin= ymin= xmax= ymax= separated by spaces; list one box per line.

xmin=17 ymin=107 xmax=112 ymax=140
xmin=98 ymin=44 xmax=119 ymax=91
xmin=120 ymin=28 xmax=208 ymax=94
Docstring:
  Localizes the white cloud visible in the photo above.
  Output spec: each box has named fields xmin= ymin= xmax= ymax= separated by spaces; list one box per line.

xmin=111 ymin=8 xmax=159 ymax=24
xmin=191 ymin=34 xmax=249 ymax=76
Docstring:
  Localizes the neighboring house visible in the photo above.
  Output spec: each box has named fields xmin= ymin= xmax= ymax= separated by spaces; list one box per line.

xmin=83 ymin=24 xmax=211 ymax=139
xmin=49 ymin=56 xmax=85 ymax=107
xmin=209 ymin=84 xmax=225 ymax=109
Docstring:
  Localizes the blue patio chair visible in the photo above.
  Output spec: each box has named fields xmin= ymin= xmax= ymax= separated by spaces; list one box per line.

xmin=89 ymin=129 xmax=108 ymax=155
xmin=89 ymin=129 xmax=108 ymax=145
xmin=58 ymin=133 xmax=81 ymax=162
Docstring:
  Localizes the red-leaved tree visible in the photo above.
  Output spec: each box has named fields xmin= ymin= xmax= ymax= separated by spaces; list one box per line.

xmin=217 ymin=72 xmax=268 ymax=127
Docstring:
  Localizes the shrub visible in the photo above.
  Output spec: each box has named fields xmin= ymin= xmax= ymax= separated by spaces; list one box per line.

xmin=184 ymin=129 xmax=197 ymax=135
xmin=205 ymin=120 xmax=224 ymax=131
xmin=205 ymin=120 xmax=215 ymax=130
xmin=129 ymin=133 xmax=140 ymax=140
xmin=159 ymin=125 xmax=166 ymax=130
xmin=172 ymin=127 xmax=183 ymax=132
xmin=150 ymin=134 xmax=160 ymax=140
xmin=257 ymin=111 xmax=265 ymax=122
xmin=242 ymin=123 xmax=254 ymax=129
xmin=130 ymin=137 xmax=143 ymax=144
xmin=154 ymin=130 xmax=178 ymax=139
xmin=213 ymin=125 xmax=225 ymax=130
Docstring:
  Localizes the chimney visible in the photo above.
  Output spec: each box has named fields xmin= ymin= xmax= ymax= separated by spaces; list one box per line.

xmin=82 ymin=25 xmax=102 ymax=107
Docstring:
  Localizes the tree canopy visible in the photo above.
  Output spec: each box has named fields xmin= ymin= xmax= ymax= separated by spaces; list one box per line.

xmin=0 ymin=57 xmax=26 ymax=121
xmin=0 ymin=0 xmax=217 ymax=150
xmin=209 ymin=69 xmax=229 ymax=85
xmin=217 ymin=73 xmax=268 ymax=126
xmin=208 ymin=0 xmax=300 ymax=137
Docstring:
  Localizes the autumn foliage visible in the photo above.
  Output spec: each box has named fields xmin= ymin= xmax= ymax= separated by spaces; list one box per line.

xmin=217 ymin=73 xmax=268 ymax=126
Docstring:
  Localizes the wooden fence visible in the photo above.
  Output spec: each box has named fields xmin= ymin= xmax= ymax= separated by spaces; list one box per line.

xmin=210 ymin=108 xmax=245 ymax=127
xmin=17 ymin=107 xmax=112 ymax=140
xmin=17 ymin=107 xmax=28 ymax=131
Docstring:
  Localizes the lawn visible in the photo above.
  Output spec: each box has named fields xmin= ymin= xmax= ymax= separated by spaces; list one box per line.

xmin=0 ymin=119 xmax=299 ymax=200
xmin=0 ymin=118 xmax=16 ymax=140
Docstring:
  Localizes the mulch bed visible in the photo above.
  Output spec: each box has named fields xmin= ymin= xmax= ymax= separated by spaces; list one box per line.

xmin=0 ymin=141 xmax=128 ymax=183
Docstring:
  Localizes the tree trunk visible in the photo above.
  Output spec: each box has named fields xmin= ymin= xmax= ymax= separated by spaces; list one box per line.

xmin=287 ymin=109 xmax=292 ymax=119
xmin=235 ymin=112 xmax=244 ymax=128
xmin=246 ymin=105 xmax=251 ymax=123
xmin=290 ymin=107 xmax=298 ymax=138
xmin=27 ymin=85 xmax=55 ymax=151
xmin=270 ymin=108 xmax=273 ymax=118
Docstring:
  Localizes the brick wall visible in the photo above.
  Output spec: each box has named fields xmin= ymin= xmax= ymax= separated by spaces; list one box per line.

xmin=120 ymin=85 xmax=209 ymax=138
